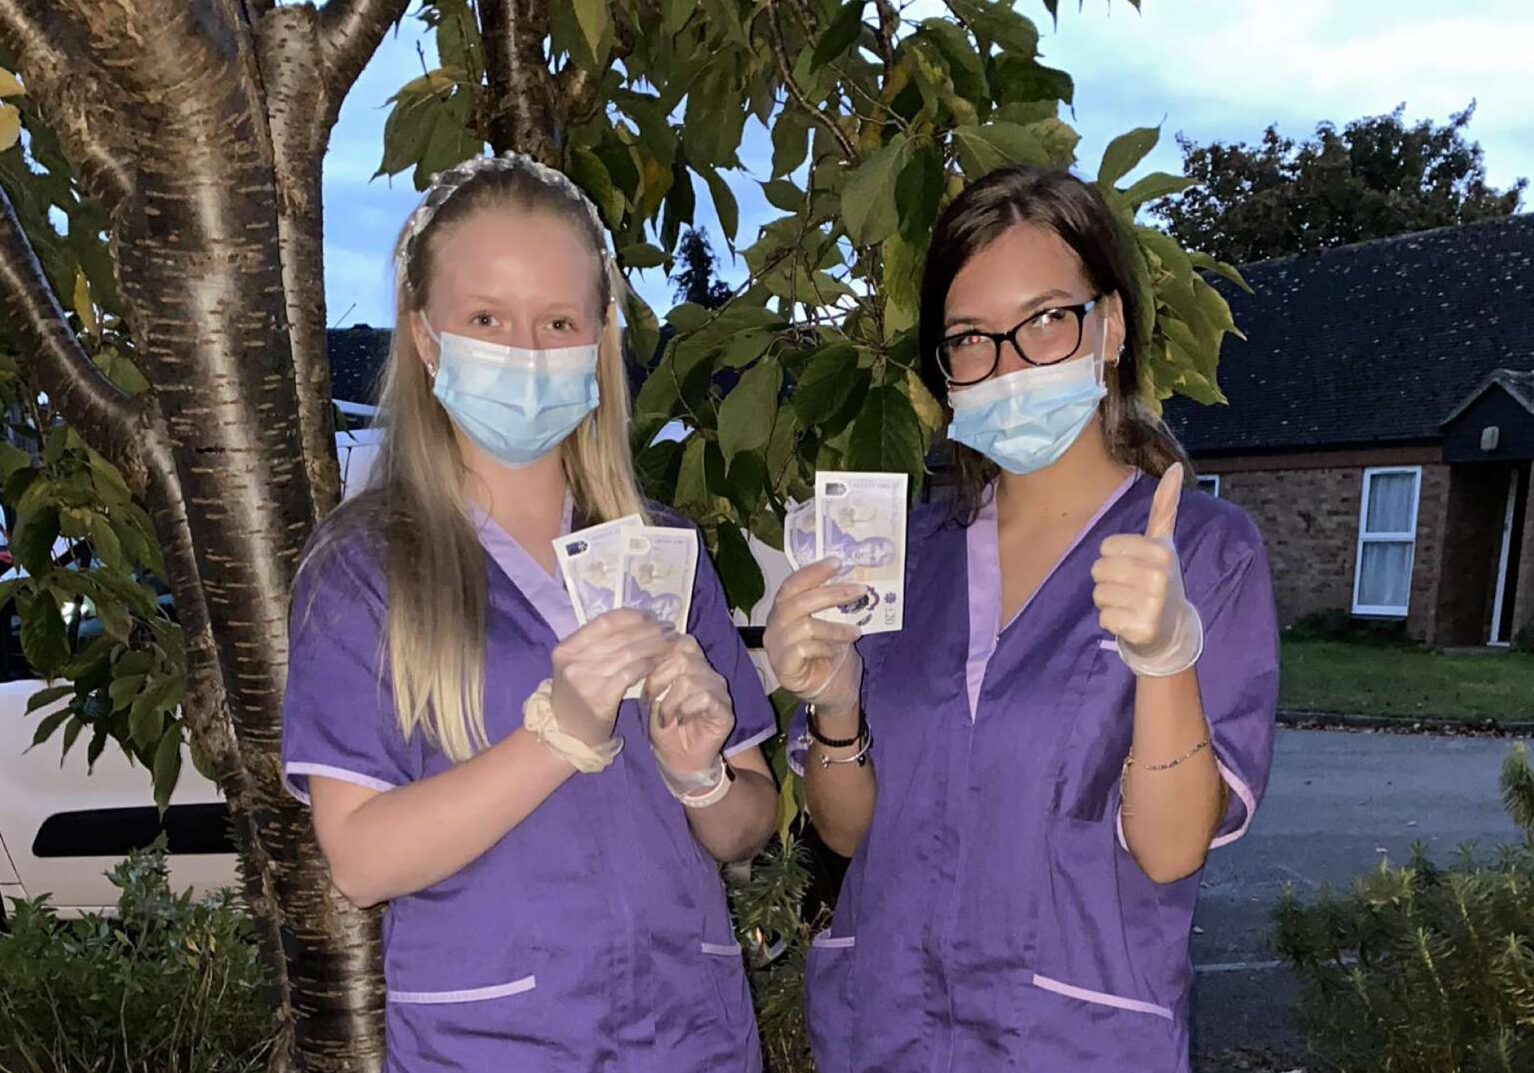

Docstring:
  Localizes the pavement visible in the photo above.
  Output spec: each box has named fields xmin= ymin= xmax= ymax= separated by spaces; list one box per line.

xmin=1187 ymin=727 xmax=1531 ymax=1066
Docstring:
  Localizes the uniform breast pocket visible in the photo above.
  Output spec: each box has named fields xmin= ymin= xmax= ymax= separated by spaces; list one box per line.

xmin=1045 ymin=633 xmax=1136 ymax=823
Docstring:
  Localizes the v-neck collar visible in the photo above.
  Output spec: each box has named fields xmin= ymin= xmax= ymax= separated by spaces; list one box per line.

xmin=467 ymin=494 xmax=581 ymax=641
xmin=962 ymin=470 xmax=1141 ymax=720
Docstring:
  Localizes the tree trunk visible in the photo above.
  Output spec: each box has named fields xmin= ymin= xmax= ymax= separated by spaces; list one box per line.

xmin=0 ymin=1 xmax=407 ymax=1069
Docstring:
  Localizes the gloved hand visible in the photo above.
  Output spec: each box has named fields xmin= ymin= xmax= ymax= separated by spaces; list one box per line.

xmin=1090 ymin=464 xmax=1204 ymax=677
xmin=763 ymin=558 xmax=865 ymax=717
xmin=549 ymin=609 xmax=675 ymax=746
xmin=643 ymin=634 xmax=734 ymax=782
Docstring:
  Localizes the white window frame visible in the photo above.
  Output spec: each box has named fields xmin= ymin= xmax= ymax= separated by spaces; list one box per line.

xmin=1196 ymin=474 xmax=1220 ymax=497
xmin=1352 ymin=466 xmax=1422 ymax=617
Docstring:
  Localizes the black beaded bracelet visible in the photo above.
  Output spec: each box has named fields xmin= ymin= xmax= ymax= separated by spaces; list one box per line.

xmin=806 ymin=703 xmax=868 ymax=749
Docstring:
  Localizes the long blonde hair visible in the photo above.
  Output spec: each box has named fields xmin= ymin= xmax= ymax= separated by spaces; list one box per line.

xmin=313 ymin=159 xmax=647 ymax=762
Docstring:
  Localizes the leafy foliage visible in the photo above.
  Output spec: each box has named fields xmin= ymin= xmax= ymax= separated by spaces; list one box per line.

xmin=1154 ymin=103 xmax=1527 ymax=265
xmin=377 ymin=0 xmax=1244 ymax=616
xmin=0 ymin=837 xmax=274 ymax=1073
xmin=1275 ymin=744 xmax=1534 ymax=1072
xmin=0 ymin=64 xmax=200 ymax=811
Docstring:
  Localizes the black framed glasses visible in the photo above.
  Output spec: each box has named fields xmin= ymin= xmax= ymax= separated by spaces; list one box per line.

xmin=937 ymin=296 xmax=1100 ymax=386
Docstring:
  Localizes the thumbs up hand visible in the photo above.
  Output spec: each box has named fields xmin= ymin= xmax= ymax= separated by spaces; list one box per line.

xmin=1090 ymin=464 xmax=1205 ymax=677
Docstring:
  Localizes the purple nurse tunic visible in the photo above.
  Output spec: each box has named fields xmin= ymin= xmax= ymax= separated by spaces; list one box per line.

xmin=789 ymin=471 xmax=1278 ymax=1072
xmin=281 ymin=504 xmax=775 ymax=1072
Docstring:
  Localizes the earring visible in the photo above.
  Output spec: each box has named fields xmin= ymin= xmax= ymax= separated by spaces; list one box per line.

xmin=426 ymin=359 xmax=439 ymax=381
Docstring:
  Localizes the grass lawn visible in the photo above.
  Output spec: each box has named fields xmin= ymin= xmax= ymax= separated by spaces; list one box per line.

xmin=1280 ymin=639 xmax=1534 ymax=721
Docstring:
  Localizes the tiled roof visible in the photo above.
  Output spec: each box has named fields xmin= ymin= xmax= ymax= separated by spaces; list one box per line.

xmin=1162 ymin=213 xmax=1534 ymax=456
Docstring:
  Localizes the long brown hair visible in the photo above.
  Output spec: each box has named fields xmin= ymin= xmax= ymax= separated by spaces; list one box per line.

xmin=917 ymin=164 xmax=1191 ymax=523
xmin=308 ymin=161 xmax=647 ymax=762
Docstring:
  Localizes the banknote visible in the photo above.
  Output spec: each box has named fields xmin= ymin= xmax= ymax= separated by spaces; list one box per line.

xmin=783 ymin=498 xmax=817 ymax=571
xmin=553 ymin=514 xmax=642 ymax=625
xmin=618 ymin=526 xmax=698 ymax=634
xmin=814 ymin=471 xmax=907 ymax=633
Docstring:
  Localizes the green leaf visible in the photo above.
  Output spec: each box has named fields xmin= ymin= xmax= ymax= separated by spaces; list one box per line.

xmin=572 ymin=0 xmax=611 ymax=64
xmin=948 ymin=0 xmax=1039 ymax=57
xmin=59 ymin=715 xmax=82 ymax=761
xmin=25 ymin=684 xmax=72 ymax=714
xmin=761 ymin=179 xmax=803 ymax=213
xmin=895 ymin=142 xmax=945 ymax=242
xmin=87 ymin=451 xmax=132 ymax=508
xmin=152 ymin=726 xmax=182 ymax=814
xmin=770 ymin=109 xmax=810 ymax=178
xmin=1136 ymin=225 xmax=1194 ymax=287
xmin=1188 ymin=250 xmax=1253 ymax=294
xmin=698 ymin=165 xmax=739 ymax=246
xmin=952 ymin=122 xmax=1050 ymax=178
xmin=87 ymin=727 xmax=107 ymax=771
xmin=374 ymin=93 xmax=437 ymax=179
xmin=566 ymin=146 xmax=622 ymax=229
xmin=29 ymin=709 xmax=68 ymax=750
xmin=848 ymin=385 xmax=925 ymax=477
xmin=662 ymin=0 xmax=694 ymax=36
xmin=842 ymin=135 xmax=908 ymax=246
xmin=620 ymin=243 xmax=666 ymax=270
xmin=109 ymin=672 xmax=147 ymax=712
xmin=0 ymin=442 xmax=30 ymax=482
xmin=713 ymin=523 xmax=765 ymax=615
xmin=717 ymin=362 xmax=781 ymax=463
xmin=1122 ymin=171 xmax=1195 ymax=209
xmin=1098 ymin=125 xmax=1161 ymax=188
xmin=18 ymin=593 xmax=67 ymax=677
xmin=993 ymin=56 xmax=1073 ymax=107
xmin=812 ymin=1 xmax=867 ymax=69
xmin=129 ymin=699 xmax=165 ymax=751
xmin=675 ymin=437 xmax=710 ymax=515
xmin=792 ymin=343 xmax=862 ymax=427
xmin=88 ymin=515 xmax=124 ymax=573
xmin=916 ymin=18 xmax=989 ymax=104
xmin=13 ymin=504 xmax=58 ymax=575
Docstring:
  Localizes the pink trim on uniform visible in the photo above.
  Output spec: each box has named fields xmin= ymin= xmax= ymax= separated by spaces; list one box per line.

xmin=1029 ymin=972 xmax=1173 ymax=1020
xmin=283 ymin=762 xmax=398 ymax=806
xmin=725 ymin=724 xmax=775 ymax=759
xmin=700 ymin=941 xmax=742 ymax=956
xmin=387 ymin=975 xmax=538 ymax=1004
xmin=1114 ymin=755 xmax=1257 ymax=853
xmin=811 ymin=932 xmax=857 ymax=949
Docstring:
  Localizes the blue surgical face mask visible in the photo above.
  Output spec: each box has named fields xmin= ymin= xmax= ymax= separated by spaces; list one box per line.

xmin=946 ymin=351 xmax=1108 ymax=475
xmin=425 ymin=319 xmax=601 ymax=468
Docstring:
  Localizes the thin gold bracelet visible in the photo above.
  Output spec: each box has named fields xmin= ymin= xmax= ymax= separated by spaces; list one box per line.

xmin=1120 ymin=737 xmax=1211 ymax=817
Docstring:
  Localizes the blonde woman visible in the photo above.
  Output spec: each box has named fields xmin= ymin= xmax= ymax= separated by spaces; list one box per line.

xmin=281 ymin=154 xmax=777 ymax=1071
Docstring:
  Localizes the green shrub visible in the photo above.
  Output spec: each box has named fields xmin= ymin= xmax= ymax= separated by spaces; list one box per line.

xmin=1285 ymin=609 xmax=1413 ymax=647
xmin=0 ymin=836 xmax=274 ymax=1073
xmin=1512 ymin=623 xmax=1534 ymax=655
xmin=1274 ymin=744 xmax=1534 ymax=1072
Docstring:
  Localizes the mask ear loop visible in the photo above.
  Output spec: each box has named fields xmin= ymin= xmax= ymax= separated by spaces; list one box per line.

xmin=420 ymin=313 xmax=442 ymax=382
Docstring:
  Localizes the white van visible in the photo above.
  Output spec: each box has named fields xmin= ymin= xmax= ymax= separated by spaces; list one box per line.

xmin=0 ymin=425 xmax=384 ymax=920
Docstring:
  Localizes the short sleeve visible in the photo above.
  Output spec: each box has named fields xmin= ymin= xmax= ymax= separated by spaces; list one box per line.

xmin=686 ymin=542 xmax=778 ymax=759
xmin=281 ymin=543 xmax=413 ymax=805
xmin=1190 ymin=538 xmax=1280 ymax=847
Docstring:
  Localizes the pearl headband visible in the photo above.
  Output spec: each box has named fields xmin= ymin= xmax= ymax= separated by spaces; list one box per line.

xmin=396 ymin=151 xmax=614 ymax=293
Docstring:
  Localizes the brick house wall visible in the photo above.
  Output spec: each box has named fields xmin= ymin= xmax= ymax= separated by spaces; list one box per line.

xmin=1198 ymin=447 xmax=1447 ymax=641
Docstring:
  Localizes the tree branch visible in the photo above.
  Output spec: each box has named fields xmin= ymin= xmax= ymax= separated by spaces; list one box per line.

xmin=765 ymin=5 xmax=856 ymax=160
xmin=480 ymin=0 xmax=559 ymax=160
xmin=0 ymin=185 xmax=148 ymax=485
xmin=0 ymin=0 xmax=136 ymax=211
xmin=317 ymin=0 xmax=410 ymax=97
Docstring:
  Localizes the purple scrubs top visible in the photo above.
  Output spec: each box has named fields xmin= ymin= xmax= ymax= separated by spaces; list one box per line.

xmin=789 ymin=472 xmax=1278 ymax=1073
xmin=282 ymin=504 xmax=775 ymax=1073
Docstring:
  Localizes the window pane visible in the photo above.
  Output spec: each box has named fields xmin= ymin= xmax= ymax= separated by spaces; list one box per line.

xmin=1358 ymin=540 xmax=1413 ymax=610
xmin=1365 ymin=473 xmax=1416 ymax=533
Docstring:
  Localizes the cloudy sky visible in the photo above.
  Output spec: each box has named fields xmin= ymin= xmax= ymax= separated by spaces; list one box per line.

xmin=320 ymin=0 xmax=1533 ymax=330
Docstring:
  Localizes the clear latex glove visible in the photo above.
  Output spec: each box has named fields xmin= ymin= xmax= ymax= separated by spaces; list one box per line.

xmin=763 ymin=559 xmax=866 ymax=716
xmin=1090 ymin=464 xmax=1205 ymax=678
xmin=548 ymin=610 xmax=675 ymax=747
